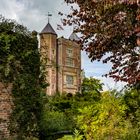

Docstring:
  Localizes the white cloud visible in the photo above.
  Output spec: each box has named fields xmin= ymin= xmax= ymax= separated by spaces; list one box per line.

xmin=92 ymin=76 xmax=126 ymax=91
xmin=0 ymin=0 xmax=70 ymax=34
xmin=0 ymin=0 xmax=21 ymax=20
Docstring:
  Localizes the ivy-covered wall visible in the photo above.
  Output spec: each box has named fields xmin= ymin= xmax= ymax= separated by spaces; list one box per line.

xmin=0 ymin=16 xmax=46 ymax=139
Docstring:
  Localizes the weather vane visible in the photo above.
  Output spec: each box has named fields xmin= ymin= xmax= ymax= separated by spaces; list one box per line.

xmin=47 ymin=12 xmax=52 ymax=23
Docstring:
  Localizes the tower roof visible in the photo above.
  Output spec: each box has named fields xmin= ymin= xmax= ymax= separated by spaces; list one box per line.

xmin=69 ymin=32 xmax=80 ymax=41
xmin=40 ymin=23 xmax=57 ymax=35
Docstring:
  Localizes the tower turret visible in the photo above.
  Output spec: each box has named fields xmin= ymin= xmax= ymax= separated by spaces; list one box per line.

xmin=40 ymin=22 xmax=57 ymax=35
xmin=40 ymin=23 xmax=57 ymax=95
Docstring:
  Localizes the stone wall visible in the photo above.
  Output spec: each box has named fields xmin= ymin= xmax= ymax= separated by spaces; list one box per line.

xmin=0 ymin=83 xmax=13 ymax=139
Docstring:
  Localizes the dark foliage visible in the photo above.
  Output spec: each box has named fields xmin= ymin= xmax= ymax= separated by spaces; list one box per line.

xmin=0 ymin=15 xmax=46 ymax=139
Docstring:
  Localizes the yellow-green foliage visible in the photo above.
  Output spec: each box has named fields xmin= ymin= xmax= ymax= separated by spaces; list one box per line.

xmin=76 ymin=91 xmax=132 ymax=140
xmin=57 ymin=135 xmax=73 ymax=140
xmin=57 ymin=129 xmax=83 ymax=140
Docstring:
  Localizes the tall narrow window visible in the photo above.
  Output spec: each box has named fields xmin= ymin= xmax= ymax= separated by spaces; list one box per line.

xmin=66 ymin=48 xmax=73 ymax=57
xmin=66 ymin=58 xmax=74 ymax=67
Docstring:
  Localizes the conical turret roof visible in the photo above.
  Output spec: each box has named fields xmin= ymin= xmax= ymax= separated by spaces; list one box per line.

xmin=40 ymin=23 xmax=57 ymax=35
xmin=69 ymin=32 xmax=80 ymax=41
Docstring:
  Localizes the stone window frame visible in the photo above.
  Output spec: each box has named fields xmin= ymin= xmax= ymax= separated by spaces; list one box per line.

xmin=65 ymin=57 xmax=74 ymax=67
xmin=66 ymin=75 xmax=74 ymax=86
xmin=66 ymin=48 xmax=73 ymax=57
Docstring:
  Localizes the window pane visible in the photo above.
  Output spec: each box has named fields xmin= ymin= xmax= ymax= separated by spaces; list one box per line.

xmin=66 ymin=58 xmax=74 ymax=67
xmin=66 ymin=75 xmax=74 ymax=85
xmin=66 ymin=48 xmax=73 ymax=57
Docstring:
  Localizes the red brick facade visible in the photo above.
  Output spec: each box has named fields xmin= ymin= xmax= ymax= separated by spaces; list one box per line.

xmin=40 ymin=25 xmax=81 ymax=95
xmin=0 ymin=83 xmax=13 ymax=139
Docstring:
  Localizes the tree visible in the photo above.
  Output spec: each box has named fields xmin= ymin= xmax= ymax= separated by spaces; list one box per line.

xmin=123 ymin=87 xmax=140 ymax=136
xmin=82 ymin=77 xmax=102 ymax=98
xmin=76 ymin=91 xmax=131 ymax=140
xmin=0 ymin=15 xmax=46 ymax=139
xmin=39 ymin=77 xmax=103 ymax=139
xmin=62 ymin=0 xmax=140 ymax=86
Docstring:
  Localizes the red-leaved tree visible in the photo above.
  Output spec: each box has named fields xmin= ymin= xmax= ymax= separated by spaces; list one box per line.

xmin=61 ymin=0 xmax=140 ymax=86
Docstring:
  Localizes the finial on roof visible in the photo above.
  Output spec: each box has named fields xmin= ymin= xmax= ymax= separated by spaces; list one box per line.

xmin=47 ymin=12 xmax=52 ymax=23
xmin=40 ymin=12 xmax=57 ymax=35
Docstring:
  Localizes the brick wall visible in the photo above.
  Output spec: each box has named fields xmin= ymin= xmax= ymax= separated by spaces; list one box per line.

xmin=0 ymin=83 xmax=13 ymax=139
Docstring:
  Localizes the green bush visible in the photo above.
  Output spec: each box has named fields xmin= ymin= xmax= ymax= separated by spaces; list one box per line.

xmin=40 ymin=110 xmax=73 ymax=134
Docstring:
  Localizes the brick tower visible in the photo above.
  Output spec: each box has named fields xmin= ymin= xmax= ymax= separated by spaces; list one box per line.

xmin=40 ymin=22 xmax=58 ymax=95
xmin=40 ymin=22 xmax=81 ymax=95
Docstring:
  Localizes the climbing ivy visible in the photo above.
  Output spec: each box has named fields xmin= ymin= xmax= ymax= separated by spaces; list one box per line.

xmin=0 ymin=15 xmax=46 ymax=139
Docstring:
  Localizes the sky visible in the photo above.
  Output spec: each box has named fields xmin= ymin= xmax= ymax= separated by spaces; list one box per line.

xmin=0 ymin=0 xmax=126 ymax=90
